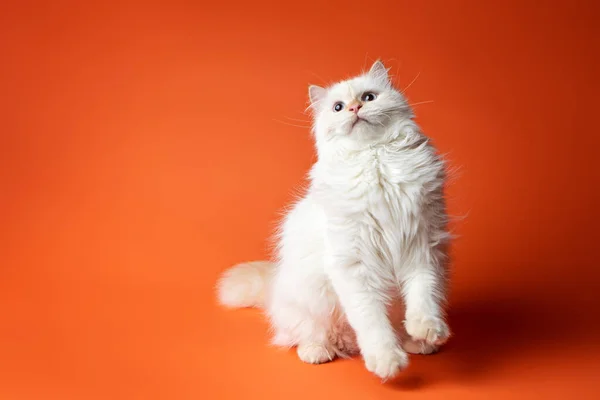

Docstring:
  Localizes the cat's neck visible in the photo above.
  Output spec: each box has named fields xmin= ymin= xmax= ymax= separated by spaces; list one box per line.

xmin=315 ymin=118 xmax=421 ymax=162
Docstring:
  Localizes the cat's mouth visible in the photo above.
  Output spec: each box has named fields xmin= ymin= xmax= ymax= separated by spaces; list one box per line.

xmin=351 ymin=116 xmax=369 ymax=128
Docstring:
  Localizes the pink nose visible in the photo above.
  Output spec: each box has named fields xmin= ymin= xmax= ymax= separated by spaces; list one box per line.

xmin=348 ymin=104 xmax=362 ymax=113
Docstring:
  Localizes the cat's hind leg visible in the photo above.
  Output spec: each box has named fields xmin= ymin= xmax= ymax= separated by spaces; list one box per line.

xmin=268 ymin=262 xmax=340 ymax=364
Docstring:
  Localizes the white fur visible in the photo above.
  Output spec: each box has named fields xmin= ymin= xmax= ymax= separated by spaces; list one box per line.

xmin=217 ymin=261 xmax=273 ymax=308
xmin=217 ymin=61 xmax=451 ymax=380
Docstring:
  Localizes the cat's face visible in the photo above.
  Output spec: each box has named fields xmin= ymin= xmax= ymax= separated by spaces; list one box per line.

xmin=309 ymin=61 xmax=411 ymax=145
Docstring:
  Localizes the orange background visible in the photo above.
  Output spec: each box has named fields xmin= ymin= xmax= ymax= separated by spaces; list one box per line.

xmin=1 ymin=1 xmax=599 ymax=399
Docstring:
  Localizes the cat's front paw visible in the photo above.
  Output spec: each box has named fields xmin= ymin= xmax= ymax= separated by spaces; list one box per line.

xmin=363 ymin=345 xmax=409 ymax=380
xmin=404 ymin=316 xmax=450 ymax=345
xmin=297 ymin=342 xmax=335 ymax=364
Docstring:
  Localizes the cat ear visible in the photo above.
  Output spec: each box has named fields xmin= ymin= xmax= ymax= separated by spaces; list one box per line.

xmin=308 ymin=85 xmax=326 ymax=104
xmin=368 ymin=60 xmax=390 ymax=84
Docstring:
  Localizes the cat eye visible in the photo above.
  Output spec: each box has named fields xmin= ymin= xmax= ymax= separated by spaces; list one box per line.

xmin=361 ymin=92 xmax=377 ymax=102
xmin=333 ymin=102 xmax=344 ymax=112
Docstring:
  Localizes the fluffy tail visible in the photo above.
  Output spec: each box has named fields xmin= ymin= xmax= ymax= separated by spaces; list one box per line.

xmin=216 ymin=261 xmax=274 ymax=308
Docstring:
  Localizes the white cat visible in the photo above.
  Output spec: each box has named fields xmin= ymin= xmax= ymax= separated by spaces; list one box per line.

xmin=217 ymin=60 xmax=451 ymax=380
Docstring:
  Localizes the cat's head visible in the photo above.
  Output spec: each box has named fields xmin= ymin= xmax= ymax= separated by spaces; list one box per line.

xmin=308 ymin=60 xmax=412 ymax=147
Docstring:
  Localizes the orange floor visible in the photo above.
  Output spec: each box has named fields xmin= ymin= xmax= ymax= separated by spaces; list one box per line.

xmin=2 ymin=1 xmax=600 ymax=399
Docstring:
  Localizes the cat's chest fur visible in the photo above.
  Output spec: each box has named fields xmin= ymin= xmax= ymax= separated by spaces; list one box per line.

xmin=312 ymin=137 xmax=441 ymax=222
xmin=310 ymin=134 xmax=443 ymax=268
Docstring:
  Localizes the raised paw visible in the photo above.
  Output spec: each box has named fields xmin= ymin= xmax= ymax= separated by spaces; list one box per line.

xmin=297 ymin=343 xmax=335 ymax=364
xmin=364 ymin=345 xmax=409 ymax=380
xmin=404 ymin=316 xmax=450 ymax=346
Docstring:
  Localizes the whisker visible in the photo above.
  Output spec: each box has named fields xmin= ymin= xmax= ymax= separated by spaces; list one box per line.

xmin=378 ymin=112 xmax=393 ymax=122
xmin=408 ymin=100 xmax=435 ymax=107
xmin=283 ymin=116 xmax=312 ymax=123
xmin=306 ymin=71 xmax=328 ymax=87
xmin=273 ymin=119 xmax=311 ymax=129
xmin=304 ymin=102 xmax=320 ymax=114
xmin=401 ymin=71 xmax=421 ymax=94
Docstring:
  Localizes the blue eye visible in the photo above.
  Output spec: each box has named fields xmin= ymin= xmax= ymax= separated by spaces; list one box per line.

xmin=333 ymin=102 xmax=344 ymax=112
xmin=361 ymin=92 xmax=377 ymax=101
